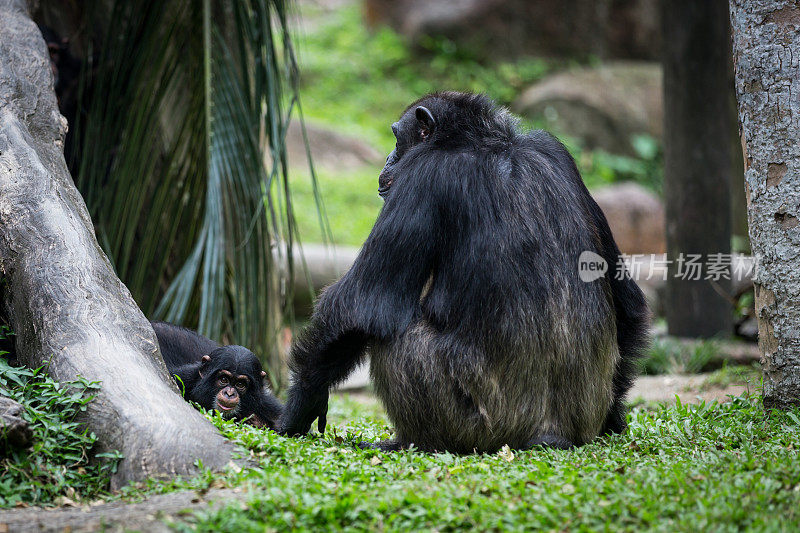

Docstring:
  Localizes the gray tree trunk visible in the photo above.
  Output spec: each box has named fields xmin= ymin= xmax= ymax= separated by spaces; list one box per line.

xmin=662 ymin=0 xmax=733 ymax=338
xmin=730 ymin=0 xmax=800 ymax=409
xmin=0 ymin=0 xmax=235 ymax=487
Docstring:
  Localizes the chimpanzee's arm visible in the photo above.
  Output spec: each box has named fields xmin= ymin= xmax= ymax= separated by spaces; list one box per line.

xmin=279 ymin=155 xmax=459 ymax=436
xmin=247 ymin=388 xmax=285 ymax=429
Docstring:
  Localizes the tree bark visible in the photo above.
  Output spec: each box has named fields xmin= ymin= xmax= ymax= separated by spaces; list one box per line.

xmin=662 ymin=0 xmax=733 ymax=338
xmin=730 ymin=0 xmax=800 ymax=409
xmin=0 ymin=0 xmax=235 ymax=487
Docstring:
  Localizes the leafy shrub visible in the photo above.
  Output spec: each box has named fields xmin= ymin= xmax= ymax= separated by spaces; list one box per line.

xmin=577 ymin=134 xmax=663 ymax=192
xmin=0 ymin=351 xmax=122 ymax=508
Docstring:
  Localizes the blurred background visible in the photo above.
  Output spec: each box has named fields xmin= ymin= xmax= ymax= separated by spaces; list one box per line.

xmin=31 ymin=0 xmax=757 ymax=397
xmin=289 ymin=0 xmax=669 ymax=246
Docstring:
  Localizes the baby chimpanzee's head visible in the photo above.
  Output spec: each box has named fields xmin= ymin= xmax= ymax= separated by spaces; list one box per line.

xmin=190 ymin=345 xmax=267 ymax=419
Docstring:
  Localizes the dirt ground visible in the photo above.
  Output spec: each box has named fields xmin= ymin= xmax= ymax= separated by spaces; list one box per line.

xmin=0 ymin=488 xmax=250 ymax=533
xmin=629 ymin=375 xmax=751 ymax=403
xmin=342 ymin=372 xmax=754 ymax=405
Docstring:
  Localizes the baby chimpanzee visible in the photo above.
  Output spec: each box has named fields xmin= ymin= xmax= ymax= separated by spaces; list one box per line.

xmin=152 ymin=321 xmax=283 ymax=429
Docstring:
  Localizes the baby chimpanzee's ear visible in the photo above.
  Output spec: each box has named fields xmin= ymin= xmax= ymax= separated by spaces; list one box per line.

xmin=261 ymin=371 xmax=266 ymax=378
xmin=199 ymin=354 xmax=211 ymax=377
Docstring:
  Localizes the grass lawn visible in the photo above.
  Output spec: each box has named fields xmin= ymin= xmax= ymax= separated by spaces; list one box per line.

xmin=290 ymin=164 xmax=385 ymax=248
xmin=3 ymin=350 xmax=799 ymax=531
xmin=145 ymin=393 xmax=798 ymax=531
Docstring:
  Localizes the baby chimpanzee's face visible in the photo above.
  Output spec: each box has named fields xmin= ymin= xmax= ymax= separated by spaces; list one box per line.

xmin=194 ymin=346 xmax=265 ymax=419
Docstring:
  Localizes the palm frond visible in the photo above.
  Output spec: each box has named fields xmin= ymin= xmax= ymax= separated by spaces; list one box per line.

xmin=74 ymin=0 xmax=311 ymax=388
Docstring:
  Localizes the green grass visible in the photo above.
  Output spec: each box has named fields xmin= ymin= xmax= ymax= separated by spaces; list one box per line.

xmin=145 ymin=393 xmax=800 ymax=532
xmin=701 ymin=364 xmax=762 ymax=392
xmin=291 ymin=3 xmax=663 ymax=246
xmin=3 ymin=343 xmax=795 ymax=531
xmin=294 ymin=4 xmax=553 ymax=149
xmin=0 ymin=357 xmax=122 ymax=508
xmin=640 ymin=338 xmax=723 ymax=375
xmin=639 ymin=338 xmax=763 ymax=382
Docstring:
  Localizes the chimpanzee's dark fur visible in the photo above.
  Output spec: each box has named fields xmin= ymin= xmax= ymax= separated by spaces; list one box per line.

xmin=152 ymin=321 xmax=283 ymax=429
xmin=279 ymin=92 xmax=649 ymax=451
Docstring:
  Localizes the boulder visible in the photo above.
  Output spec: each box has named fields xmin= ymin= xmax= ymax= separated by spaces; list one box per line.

xmin=592 ymin=182 xmax=665 ymax=254
xmin=513 ymin=62 xmax=663 ymax=155
xmin=364 ymin=0 xmax=661 ymax=60
xmin=286 ymin=120 xmax=383 ymax=171
xmin=0 ymin=396 xmax=31 ymax=448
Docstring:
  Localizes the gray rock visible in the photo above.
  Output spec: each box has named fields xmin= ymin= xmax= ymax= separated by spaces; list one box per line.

xmin=736 ymin=317 xmax=759 ymax=342
xmin=364 ymin=0 xmax=661 ymax=60
xmin=285 ymin=120 xmax=383 ymax=171
xmin=0 ymin=396 xmax=31 ymax=448
xmin=592 ymin=182 xmax=665 ymax=254
xmin=514 ymin=62 xmax=663 ymax=155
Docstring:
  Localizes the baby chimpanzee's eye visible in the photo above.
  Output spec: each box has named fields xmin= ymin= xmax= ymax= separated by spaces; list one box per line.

xmin=218 ymin=375 xmax=229 ymax=386
xmin=235 ymin=381 xmax=247 ymax=392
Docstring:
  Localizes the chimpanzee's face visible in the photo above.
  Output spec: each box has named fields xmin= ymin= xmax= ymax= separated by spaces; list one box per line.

xmin=378 ymin=104 xmax=437 ymax=199
xmin=191 ymin=346 xmax=265 ymax=419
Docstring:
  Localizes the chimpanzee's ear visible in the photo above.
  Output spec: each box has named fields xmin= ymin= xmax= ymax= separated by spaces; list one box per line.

xmin=415 ymin=106 xmax=436 ymax=137
xmin=199 ymin=354 xmax=211 ymax=377
xmin=260 ymin=370 xmax=267 ymax=378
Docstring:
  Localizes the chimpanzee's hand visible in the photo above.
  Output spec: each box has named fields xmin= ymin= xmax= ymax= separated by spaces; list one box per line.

xmin=277 ymin=383 xmax=329 ymax=436
xmin=244 ymin=413 xmax=267 ymax=429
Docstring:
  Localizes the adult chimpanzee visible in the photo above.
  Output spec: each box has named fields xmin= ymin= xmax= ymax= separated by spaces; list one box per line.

xmin=152 ymin=321 xmax=283 ymax=429
xmin=279 ymin=92 xmax=649 ymax=451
